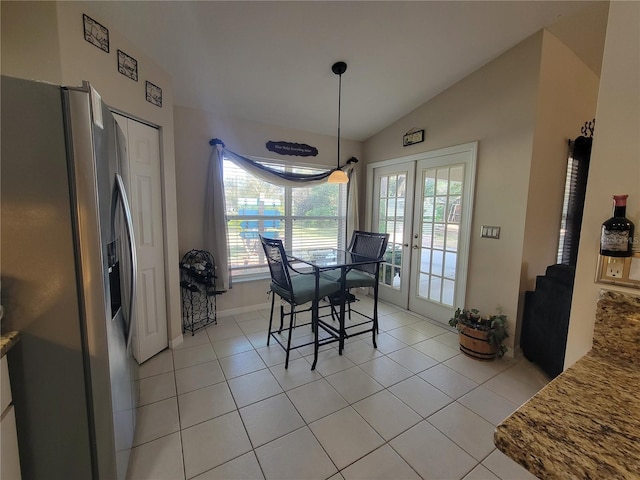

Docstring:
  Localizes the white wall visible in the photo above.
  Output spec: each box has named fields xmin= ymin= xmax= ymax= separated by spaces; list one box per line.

xmin=173 ymin=105 xmax=363 ymax=314
xmin=1 ymin=1 xmax=183 ymax=346
xmin=565 ymin=1 xmax=640 ymax=368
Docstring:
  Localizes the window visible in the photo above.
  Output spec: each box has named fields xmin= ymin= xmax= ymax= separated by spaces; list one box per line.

xmin=223 ymin=157 xmax=348 ymax=279
xmin=557 ymin=137 xmax=591 ymax=266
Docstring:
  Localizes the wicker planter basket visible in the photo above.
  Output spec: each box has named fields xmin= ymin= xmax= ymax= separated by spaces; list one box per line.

xmin=458 ymin=325 xmax=498 ymax=361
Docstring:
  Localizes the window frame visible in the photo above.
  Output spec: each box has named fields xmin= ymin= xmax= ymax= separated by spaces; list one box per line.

xmin=222 ymin=155 xmax=348 ymax=281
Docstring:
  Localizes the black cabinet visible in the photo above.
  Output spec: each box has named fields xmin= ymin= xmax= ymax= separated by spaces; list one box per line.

xmin=521 ymin=264 xmax=575 ymax=379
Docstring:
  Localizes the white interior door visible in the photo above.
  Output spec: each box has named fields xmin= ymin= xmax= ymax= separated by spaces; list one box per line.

xmin=369 ymin=143 xmax=476 ymax=324
xmin=114 ymin=114 xmax=168 ymax=363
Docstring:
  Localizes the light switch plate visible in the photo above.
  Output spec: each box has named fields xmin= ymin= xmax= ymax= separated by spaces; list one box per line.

xmin=481 ymin=225 xmax=501 ymax=239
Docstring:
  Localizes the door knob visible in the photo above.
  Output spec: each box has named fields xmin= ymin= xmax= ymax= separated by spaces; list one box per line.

xmin=403 ymin=243 xmax=409 ymax=247
xmin=412 ymin=245 xmax=419 ymax=249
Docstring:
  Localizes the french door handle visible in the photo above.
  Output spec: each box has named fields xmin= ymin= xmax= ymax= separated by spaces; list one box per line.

xmin=412 ymin=245 xmax=419 ymax=250
xmin=403 ymin=243 xmax=409 ymax=247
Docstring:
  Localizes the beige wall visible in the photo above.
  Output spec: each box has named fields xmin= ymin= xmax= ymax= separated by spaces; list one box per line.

xmin=364 ymin=28 xmax=601 ymax=352
xmin=173 ymin=105 xmax=362 ymax=314
xmin=523 ymin=31 xmax=600 ymax=291
xmin=364 ymin=33 xmax=544 ymax=352
xmin=1 ymin=2 xmax=183 ymax=346
xmin=565 ymin=1 xmax=640 ymax=368
xmin=519 ymin=30 xmax=600 ymax=340
xmin=1 ymin=2 xmax=63 ymax=82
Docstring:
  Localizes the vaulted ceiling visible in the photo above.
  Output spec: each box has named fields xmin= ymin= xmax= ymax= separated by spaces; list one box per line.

xmin=89 ymin=1 xmax=608 ymax=141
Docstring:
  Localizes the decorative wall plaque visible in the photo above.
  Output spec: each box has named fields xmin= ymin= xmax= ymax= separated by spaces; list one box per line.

xmin=403 ymin=129 xmax=425 ymax=147
xmin=145 ymin=81 xmax=162 ymax=107
xmin=266 ymin=141 xmax=318 ymax=157
xmin=83 ymin=14 xmax=109 ymax=53
xmin=117 ymin=50 xmax=138 ymax=81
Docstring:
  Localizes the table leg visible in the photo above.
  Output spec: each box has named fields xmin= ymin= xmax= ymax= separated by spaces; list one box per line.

xmin=311 ymin=268 xmax=319 ymax=370
xmin=338 ymin=265 xmax=347 ymax=354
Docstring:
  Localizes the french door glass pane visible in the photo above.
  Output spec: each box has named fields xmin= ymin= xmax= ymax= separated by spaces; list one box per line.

xmin=417 ymin=164 xmax=464 ymax=306
xmin=378 ymin=173 xmax=405 ymax=289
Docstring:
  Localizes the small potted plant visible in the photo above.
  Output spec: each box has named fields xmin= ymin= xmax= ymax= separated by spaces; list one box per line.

xmin=449 ymin=308 xmax=509 ymax=360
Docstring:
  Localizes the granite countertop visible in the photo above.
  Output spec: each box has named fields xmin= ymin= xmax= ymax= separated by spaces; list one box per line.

xmin=494 ymin=290 xmax=640 ymax=479
xmin=0 ymin=331 xmax=20 ymax=357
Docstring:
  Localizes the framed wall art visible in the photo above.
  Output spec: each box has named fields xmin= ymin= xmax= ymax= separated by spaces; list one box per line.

xmin=145 ymin=81 xmax=162 ymax=107
xmin=117 ymin=50 xmax=138 ymax=81
xmin=83 ymin=14 xmax=109 ymax=53
xmin=403 ymin=129 xmax=425 ymax=147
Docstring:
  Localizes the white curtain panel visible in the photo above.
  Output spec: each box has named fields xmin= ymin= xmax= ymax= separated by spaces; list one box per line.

xmin=203 ymin=145 xmax=231 ymax=290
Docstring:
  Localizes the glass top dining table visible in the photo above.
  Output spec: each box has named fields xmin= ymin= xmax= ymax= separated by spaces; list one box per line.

xmin=288 ymin=248 xmax=380 ymax=271
xmin=287 ymin=247 xmax=383 ymax=356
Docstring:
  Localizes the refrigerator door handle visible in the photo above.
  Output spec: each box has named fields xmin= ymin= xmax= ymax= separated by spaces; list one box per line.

xmin=111 ymin=173 xmax=137 ymax=349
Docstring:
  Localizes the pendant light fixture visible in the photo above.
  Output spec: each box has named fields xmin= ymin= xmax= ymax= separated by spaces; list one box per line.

xmin=327 ymin=61 xmax=349 ymax=184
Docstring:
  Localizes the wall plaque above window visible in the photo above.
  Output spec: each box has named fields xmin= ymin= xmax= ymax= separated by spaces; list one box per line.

xmin=266 ymin=141 xmax=318 ymax=157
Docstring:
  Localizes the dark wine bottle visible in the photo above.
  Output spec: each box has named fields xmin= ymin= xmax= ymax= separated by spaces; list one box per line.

xmin=600 ymin=194 xmax=634 ymax=257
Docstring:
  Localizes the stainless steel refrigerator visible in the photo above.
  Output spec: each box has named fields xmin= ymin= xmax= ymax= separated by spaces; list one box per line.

xmin=1 ymin=76 xmax=138 ymax=480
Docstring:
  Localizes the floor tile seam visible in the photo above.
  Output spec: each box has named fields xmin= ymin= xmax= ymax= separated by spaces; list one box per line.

xmin=460 ymin=381 xmax=521 ymax=412
xmin=177 ymin=404 xmax=241 ymax=434
xmin=303 ymin=410 xmax=373 ymax=477
xmin=137 ymin=367 xmax=176 ymax=380
xmin=356 ymin=441 xmax=425 ymax=480
xmin=476 ymin=374 xmax=536 ymax=406
xmin=496 ymin=361 xmax=550 ymax=388
xmin=132 ymin=424 xmax=182 ymax=450
xmin=423 ymin=408 xmax=495 ymax=463
xmin=281 ymin=379 xmax=351 ymax=424
xmin=323 ymin=363 xmax=385 ymax=394
xmin=186 ymin=451 xmax=266 ymax=480
xmin=455 ymin=399 xmax=517 ymax=428
xmin=384 ymin=425 xmax=456 ymax=480
xmin=347 ymin=389 xmax=425 ymax=442
xmin=221 ymin=362 xmax=273 ymax=385
xmin=167 ymin=357 xmax=220 ymax=374
xmin=296 ymin=424 xmax=343 ymax=478
xmin=443 ymin=365 xmax=504 ymax=386
xmin=381 ymin=378 xmax=453 ymax=421
xmin=175 ymin=380 xmax=240 ymax=431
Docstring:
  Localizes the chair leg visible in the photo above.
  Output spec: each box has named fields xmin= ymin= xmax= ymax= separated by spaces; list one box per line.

xmin=372 ymin=283 xmax=380 ymax=345
xmin=266 ymin=293 xmax=275 ymax=346
xmin=278 ymin=304 xmax=285 ymax=333
xmin=284 ymin=303 xmax=295 ymax=369
xmin=311 ymin=299 xmax=319 ymax=370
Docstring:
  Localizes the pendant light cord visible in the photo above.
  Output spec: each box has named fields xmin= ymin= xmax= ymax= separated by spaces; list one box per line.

xmin=337 ymin=71 xmax=342 ymax=170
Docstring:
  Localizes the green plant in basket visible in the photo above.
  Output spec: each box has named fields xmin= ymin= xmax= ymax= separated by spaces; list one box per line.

xmin=449 ymin=308 xmax=509 ymax=358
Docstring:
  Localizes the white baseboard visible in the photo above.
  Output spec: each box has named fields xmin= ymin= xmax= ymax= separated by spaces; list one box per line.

xmin=169 ymin=334 xmax=184 ymax=349
xmin=218 ymin=302 xmax=272 ymax=318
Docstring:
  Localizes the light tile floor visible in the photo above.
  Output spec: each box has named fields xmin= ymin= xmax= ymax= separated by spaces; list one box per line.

xmin=127 ymin=295 xmax=549 ymax=480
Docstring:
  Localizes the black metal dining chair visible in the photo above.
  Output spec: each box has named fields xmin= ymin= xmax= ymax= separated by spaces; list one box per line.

xmin=260 ymin=235 xmax=341 ymax=369
xmin=323 ymin=230 xmax=389 ymax=331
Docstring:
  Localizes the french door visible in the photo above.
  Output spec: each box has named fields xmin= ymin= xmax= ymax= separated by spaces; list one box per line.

xmin=369 ymin=143 xmax=476 ymax=325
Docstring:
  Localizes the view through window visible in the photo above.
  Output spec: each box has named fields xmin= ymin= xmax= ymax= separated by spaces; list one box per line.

xmin=223 ymin=158 xmax=348 ymax=279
